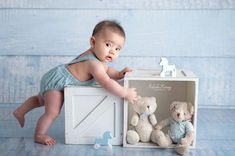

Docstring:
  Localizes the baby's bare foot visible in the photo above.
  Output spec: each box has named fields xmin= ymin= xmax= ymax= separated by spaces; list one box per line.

xmin=13 ymin=109 xmax=25 ymax=128
xmin=35 ymin=134 xmax=56 ymax=146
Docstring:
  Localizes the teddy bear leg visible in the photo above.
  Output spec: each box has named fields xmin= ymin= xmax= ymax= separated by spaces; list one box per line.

xmin=151 ymin=130 xmax=172 ymax=147
xmin=175 ymin=144 xmax=189 ymax=155
xmin=126 ymin=130 xmax=140 ymax=144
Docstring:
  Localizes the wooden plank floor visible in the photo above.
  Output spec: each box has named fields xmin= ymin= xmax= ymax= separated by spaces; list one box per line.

xmin=1 ymin=108 xmax=235 ymax=156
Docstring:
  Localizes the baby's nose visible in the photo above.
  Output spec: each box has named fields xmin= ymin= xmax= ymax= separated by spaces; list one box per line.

xmin=109 ymin=49 xmax=115 ymax=54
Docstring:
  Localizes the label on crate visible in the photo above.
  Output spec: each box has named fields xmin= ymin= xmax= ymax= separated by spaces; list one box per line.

xmin=148 ymin=83 xmax=172 ymax=91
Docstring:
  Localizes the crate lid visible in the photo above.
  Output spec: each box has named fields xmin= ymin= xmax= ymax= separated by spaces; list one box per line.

xmin=124 ymin=69 xmax=198 ymax=80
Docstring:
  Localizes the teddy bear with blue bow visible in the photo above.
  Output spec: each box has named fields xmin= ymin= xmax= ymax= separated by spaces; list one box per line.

xmin=126 ymin=96 xmax=158 ymax=144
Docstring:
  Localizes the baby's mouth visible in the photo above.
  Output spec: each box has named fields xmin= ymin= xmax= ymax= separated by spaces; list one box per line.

xmin=106 ymin=56 xmax=112 ymax=61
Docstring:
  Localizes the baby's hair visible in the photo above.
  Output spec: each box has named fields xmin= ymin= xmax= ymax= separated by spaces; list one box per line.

xmin=92 ymin=20 xmax=125 ymax=38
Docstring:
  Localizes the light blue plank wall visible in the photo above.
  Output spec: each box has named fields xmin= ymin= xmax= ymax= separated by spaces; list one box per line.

xmin=0 ymin=56 xmax=234 ymax=108
xmin=1 ymin=10 xmax=235 ymax=56
xmin=0 ymin=1 xmax=235 ymax=137
xmin=0 ymin=0 xmax=235 ymax=9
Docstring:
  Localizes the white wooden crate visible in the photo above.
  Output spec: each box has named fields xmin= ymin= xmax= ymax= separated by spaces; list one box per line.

xmin=123 ymin=69 xmax=199 ymax=148
xmin=64 ymin=86 xmax=123 ymax=145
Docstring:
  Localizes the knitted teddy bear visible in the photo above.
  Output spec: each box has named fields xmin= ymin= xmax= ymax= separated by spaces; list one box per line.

xmin=151 ymin=101 xmax=194 ymax=155
xmin=126 ymin=96 xmax=157 ymax=144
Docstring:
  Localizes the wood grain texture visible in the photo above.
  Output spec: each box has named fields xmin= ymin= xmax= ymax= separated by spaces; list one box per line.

xmin=0 ymin=0 xmax=235 ymax=9
xmin=1 ymin=10 xmax=235 ymax=56
xmin=0 ymin=1 xmax=235 ymax=145
xmin=0 ymin=56 xmax=234 ymax=108
xmin=0 ymin=6 xmax=234 ymax=119
xmin=0 ymin=108 xmax=235 ymax=156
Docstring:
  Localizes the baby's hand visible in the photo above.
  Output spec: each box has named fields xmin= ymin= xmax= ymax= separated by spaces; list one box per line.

xmin=124 ymin=88 xmax=137 ymax=104
xmin=119 ymin=67 xmax=133 ymax=79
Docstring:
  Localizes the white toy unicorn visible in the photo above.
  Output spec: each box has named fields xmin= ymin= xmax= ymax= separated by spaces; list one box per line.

xmin=160 ymin=57 xmax=176 ymax=77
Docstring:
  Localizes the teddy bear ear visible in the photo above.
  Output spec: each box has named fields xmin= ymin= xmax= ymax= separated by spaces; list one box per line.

xmin=133 ymin=96 xmax=141 ymax=104
xmin=187 ymin=102 xmax=194 ymax=115
xmin=151 ymin=97 xmax=156 ymax=101
xmin=170 ymin=101 xmax=178 ymax=111
xmin=137 ymin=96 xmax=141 ymax=100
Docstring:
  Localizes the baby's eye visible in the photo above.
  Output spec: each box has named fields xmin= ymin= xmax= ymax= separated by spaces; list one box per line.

xmin=106 ymin=43 xmax=111 ymax=47
xmin=115 ymin=48 xmax=121 ymax=51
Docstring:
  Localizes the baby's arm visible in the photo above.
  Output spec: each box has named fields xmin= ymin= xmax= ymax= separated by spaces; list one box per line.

xmin=89 ymin=61 xmax=137 ymax=103
xmin=107 ymin=67 xmax=132 ymax=80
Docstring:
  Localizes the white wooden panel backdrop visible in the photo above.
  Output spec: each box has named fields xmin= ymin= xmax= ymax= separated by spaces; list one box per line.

xmin=0 ymin=0 xmax=235 ymax=137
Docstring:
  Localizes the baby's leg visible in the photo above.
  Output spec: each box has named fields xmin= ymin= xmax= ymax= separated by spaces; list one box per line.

xmin=34 ymin=90 xmax=64 ymax=146
xmin=13 ymin=95 xmax=43 ymax=128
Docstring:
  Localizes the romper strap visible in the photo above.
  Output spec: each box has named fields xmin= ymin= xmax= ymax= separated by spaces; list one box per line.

xmin=67 ymin=53 xmax=100 ymax=66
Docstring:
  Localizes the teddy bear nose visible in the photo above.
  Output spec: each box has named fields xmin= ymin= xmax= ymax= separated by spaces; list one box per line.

xmin=177 ymin=113 xmax=180 ymax=117
xmin=147 ymin=105 xmax=150 ymax=109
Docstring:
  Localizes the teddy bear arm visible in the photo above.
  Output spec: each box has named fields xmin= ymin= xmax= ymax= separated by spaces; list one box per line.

xmin=155 ymin=118 xmax=170 ymax=130
xmin=130 ymin=113 xmax=139 ymax=126
xmin=180 ymin=122 xmax=194 ymax=145
xmin=149 ymin=114 xmax=157 ymax=126
xmin=181 ymin=131 xmax=194 ymax=145
xmin=186 ymin=131 xmax=194 ymax=141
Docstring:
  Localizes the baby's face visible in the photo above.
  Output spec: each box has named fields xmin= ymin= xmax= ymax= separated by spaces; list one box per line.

xmin=91 ymin=29 xmax=125 ymax=62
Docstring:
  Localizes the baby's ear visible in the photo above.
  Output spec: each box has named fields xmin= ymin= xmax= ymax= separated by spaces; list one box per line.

xmin=187 ymin=102 xmax=194 ymax=115
xmin=90 ymin=36 xmax=96 ymax=47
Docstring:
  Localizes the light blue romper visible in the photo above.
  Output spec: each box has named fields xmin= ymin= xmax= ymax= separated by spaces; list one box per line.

xmin=39 ymin=54 xmax=99 ymax=95
xmin=168 ymin=118 xmax=194 ymax=144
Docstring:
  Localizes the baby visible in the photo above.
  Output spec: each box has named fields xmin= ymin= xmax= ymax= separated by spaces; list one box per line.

xmin=13 ymin=20 xmax=138 ymax=146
